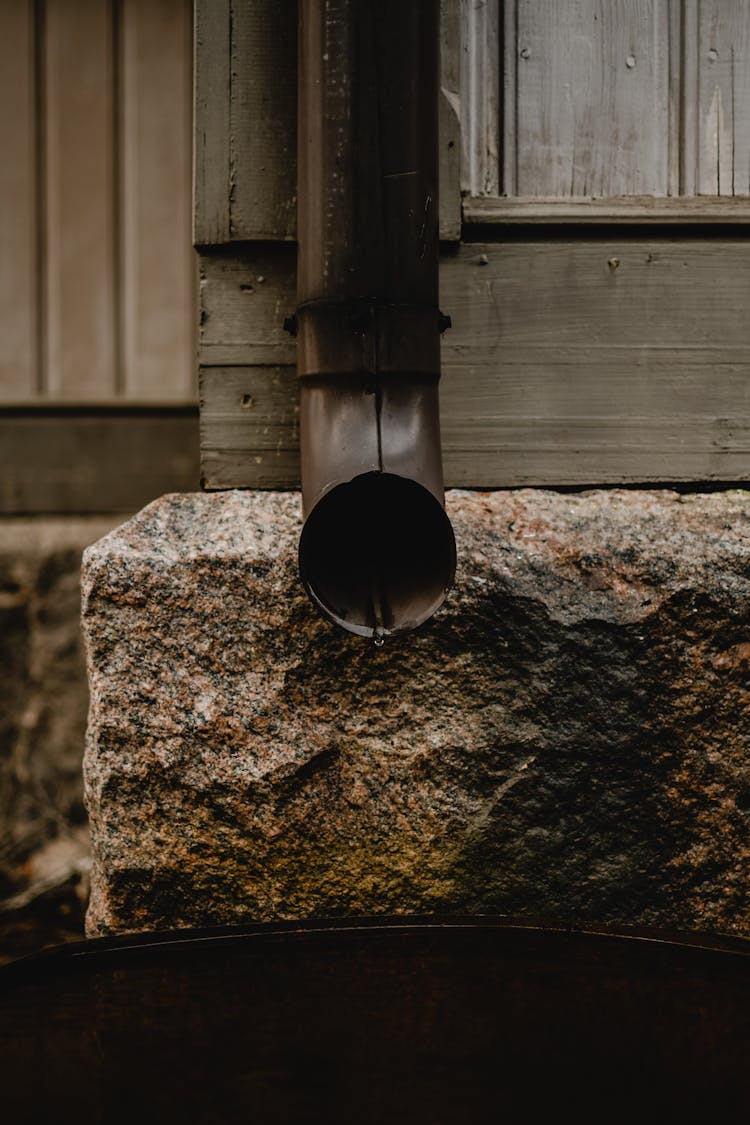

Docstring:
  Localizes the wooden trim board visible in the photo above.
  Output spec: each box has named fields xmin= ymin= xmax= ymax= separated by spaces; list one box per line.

xmin=464 ymin=196 xmax=750 ymax=225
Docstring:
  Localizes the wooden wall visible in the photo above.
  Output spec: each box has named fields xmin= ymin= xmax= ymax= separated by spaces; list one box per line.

xmin=196 ymin=0 xmax=750 ymax=490
xmin=193 ymin=0 xmax=462 ymax=244
xmin=0 ymin=0 xmax=199 ymax=512
xmin=466 ymin=0 xmax=750 ymax=222
xmin=199 ymin=238 xmax=750 ymax=489
xmin=0 ymin=0 xmax=196 ymax=404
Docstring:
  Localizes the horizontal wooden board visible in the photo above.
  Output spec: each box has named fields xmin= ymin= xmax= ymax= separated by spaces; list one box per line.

xmin=199 ymin=247 xmax=297 ymax=367
xmin=199 ymin=239 xmax=750 ymax=487
xmin=0 ymin=408 xmax=200 ymax=513
xmin=201 ymin=363 xmax=750 ymax=489
xmin=463 ymin=196 xmax=750 ymax=225
xmin=200 ymin=240 xmax=750 ymax=354
xmin=200 ymin=367 xmax=299 ymax=488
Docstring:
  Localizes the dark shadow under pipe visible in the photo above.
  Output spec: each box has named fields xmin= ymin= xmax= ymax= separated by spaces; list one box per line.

xmin=296 ymin=0 xmax=456 ymax=639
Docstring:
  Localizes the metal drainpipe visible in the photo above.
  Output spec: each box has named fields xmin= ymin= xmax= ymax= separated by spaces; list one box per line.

xmin=293 ymin=0 xmax=456 ymax=641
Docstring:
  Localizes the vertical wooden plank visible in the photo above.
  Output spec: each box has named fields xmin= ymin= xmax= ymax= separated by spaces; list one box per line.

xmin=193 ymin=0 xmax=230 ymax=244
xmin=695 ymin=0 xmax=750 ymax=196
xmin=0 ymin=0 xmax=37 ymax=399
xmin=439 ymin=0 xmax=461 ymax=239
xmin=680 ymin=0 xmax=699 ymax=196
xmin=501 ymin=0 xmax=518 ymax=197
xmin=121 ymin=0 xmax=196 ymax=401
xmin=460 ymin=0 xmax=500 ymax=196
xmin=513 ymin=0 xmax=670 ymax=198
xmin=44 ymin=0 xmax=116 ymax=399
xmin=667 ymin=0 xmax=682 ymax=196
xmin=229 ymin=0 xmax=297 ymax=240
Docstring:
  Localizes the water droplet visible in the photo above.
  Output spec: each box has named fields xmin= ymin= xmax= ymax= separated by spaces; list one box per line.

xmin=373 ymin=634 xmax=385 ymax=648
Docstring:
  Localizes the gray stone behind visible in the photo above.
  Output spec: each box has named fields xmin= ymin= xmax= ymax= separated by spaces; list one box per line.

xmin=82 ymin=489 xmax=750 ymax=938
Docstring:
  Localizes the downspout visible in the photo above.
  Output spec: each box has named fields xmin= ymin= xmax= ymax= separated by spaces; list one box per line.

xmin=293 ymin=0 xmax=456 ymax=640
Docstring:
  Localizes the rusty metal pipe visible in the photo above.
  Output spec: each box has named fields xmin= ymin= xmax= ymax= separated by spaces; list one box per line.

xmin=296 ymin=0 xmax=456 ymax=639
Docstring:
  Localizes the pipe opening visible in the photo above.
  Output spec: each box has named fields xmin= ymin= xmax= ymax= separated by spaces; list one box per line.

xmin=299 ymin=471 xmax=456 ymax=638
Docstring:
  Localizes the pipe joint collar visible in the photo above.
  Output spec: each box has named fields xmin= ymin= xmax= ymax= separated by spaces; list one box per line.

xmin=296 ymin=301 xmax=442 ymax=379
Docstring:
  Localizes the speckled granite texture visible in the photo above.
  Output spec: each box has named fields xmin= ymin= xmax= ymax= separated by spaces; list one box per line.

xmin=83 ymin=489 xmax=750 ymax=937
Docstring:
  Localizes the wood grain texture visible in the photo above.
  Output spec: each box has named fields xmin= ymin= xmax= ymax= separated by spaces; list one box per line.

xmin=508 ymin=0 xmax=671 ymax=199
xmin=121 ymin=0 xmax=196 ymax=400
xmin=693 ymin=0 xmax=750 ymax=196
xmin=229 ymin=0 xmax=297 ymax=240
xmin=200 ymin=366 xmax=299 ymax=488
xmin=461 ymin=0 xmax=499 ymax=196
xmin=200 ymin=240 xmax=750 ymax=487
xmin=680 ymin=0 xmax=699 ymax=196
xmin=0 ymin=0 xmax=196 ymax=411
xmin=194 ymin=0 xmax=462 ymax=244
xmin=667 ymin=0 xmax=681 ymax=195
xmin=199 ymin=247 xmax=297 ymax=367
xmin=44 ymin=0 xmax=117 ymax=399
xmin=0 ymin=408 xmax=200 ymax=513
xmin=193 ymin=0 xmax=231 ymax=244
xmin=0 ymin=0 xmax=37 ymax=399
xmin=469 ymin=0 xmax=750 ymax=216
xmin=439 ymin=0 xmax=461 ymax=240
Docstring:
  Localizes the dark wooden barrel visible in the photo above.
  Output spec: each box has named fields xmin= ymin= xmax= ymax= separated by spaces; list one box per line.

xmin=3 ymin=917 xmax=750 ymax=1123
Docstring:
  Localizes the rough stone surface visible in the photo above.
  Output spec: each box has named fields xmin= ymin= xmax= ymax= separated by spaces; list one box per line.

xmin=83 ymin=489 xmax=750 ymax=938
xmin=0 ymin=517 xmax=121 ymax=960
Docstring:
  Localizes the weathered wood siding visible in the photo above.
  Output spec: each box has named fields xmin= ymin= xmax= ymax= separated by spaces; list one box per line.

xmin=0 ymin=0 xmax=195 ymax=404
xmin=194 ymin=0 xmax=297 ymax=242
xmin=439 ymin=0 xmax=462 ymax=240
xmin=44 ymin=0 xmax=117 ymax=399
xmin=195 ymin=0 xmax=750 ymax=489
xmin=121 ymin=0 xmax=195 ymax=400
xmin=691 ymin=0 xmax=750 ymax=196
xmin=0 ymin=0 xmax=37 ymax=401
xmin=469 ymin=0 xmax=750 ymax=219
xmin=193 ymin=0 xmax=462 ymax=244
xmin=199 ymin=240 xmax=750 ymax=487
xmin=192 ymin=0 xmax=750 ymax=231
xmin=460 ymin=0 xmax=499 ymax=196
xmin=505 ymin=0 xmax=673 ymax=199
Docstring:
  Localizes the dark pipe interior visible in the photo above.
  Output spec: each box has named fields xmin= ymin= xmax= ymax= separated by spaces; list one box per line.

xmin=299 ymin=472 xmax=456 ymax=638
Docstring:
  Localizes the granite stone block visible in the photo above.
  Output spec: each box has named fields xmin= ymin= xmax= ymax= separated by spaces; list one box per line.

xmin=82 ymin=489 xmax=750 ymax=937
